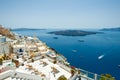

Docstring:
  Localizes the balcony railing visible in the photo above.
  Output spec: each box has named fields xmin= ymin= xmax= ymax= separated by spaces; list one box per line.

xmin=77 ymin=68 xmax=115 ymax=80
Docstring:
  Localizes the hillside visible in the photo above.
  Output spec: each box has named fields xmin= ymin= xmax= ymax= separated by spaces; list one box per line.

xmin=0 ymin=25 xmax=15 ymax=39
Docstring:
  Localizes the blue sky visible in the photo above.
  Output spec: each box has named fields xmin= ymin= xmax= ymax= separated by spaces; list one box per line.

xmin=0 ymin=0 xmax=120 ymax=29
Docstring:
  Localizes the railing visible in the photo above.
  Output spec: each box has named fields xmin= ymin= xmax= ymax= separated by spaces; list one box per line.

xmin=77 ymin=68 xmax=115 ymax=80
xmin=34 ymin=55 xmax=115 ymax=80
xmin=79 ymin=69 xmax=95 ymax=80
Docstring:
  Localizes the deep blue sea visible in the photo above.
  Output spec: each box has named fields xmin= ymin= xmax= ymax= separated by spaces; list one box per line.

xmin=13 ymin=29 xmax=120 ymax=80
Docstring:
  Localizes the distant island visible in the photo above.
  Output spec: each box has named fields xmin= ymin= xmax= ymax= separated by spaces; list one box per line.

xmin=48 ymin=30 xmax=102 ymax=36
xmin=100 ymin=27 xmax=120 ymax=31
xmin=11 ymin=28 xmax=46 ymax=31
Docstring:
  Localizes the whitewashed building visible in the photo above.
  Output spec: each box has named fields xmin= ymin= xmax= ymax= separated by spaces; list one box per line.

xmin=12 ymin=44 xmax=25 ymax=55
xmin=0 ymin=35 xmax=10 ymax=55
xmin=0 ymin=35 xmax=6 ymax=43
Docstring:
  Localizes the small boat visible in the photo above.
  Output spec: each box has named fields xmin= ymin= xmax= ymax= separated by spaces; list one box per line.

xmin=98 ymin=55 xmax=104 ymax=60
xmin=72 ymin=50 xmax=77 ymax=53
xmin=53 ymin=37 xmax=58 ymax=39
xmin=78 ymin=40 xmax=84 ymax=42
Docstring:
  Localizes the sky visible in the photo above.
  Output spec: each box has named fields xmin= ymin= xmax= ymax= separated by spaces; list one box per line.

xmin=0 ymin=0 xmax=120 ymax=29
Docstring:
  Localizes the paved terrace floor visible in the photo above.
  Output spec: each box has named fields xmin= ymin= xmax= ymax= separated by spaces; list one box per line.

xmin=15 ymin=58 xmax=71 ymax=80
xmin=2 ymin=59 xmax=93 ymax=80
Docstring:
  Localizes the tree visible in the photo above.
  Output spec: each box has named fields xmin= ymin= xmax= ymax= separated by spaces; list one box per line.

xmin=57 ymin=75 xmax=67 ymax=80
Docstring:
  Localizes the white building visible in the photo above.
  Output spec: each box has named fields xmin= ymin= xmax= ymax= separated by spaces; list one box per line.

xmin=0 ymin=35 xmax=6 ymax=43
xmin=0 ymin=43 xmax=10 ymax=55
xmin=12 ymin=44 xmax=25 ymax=55
xmin=0 ymin=35 xmax=10 ymax=55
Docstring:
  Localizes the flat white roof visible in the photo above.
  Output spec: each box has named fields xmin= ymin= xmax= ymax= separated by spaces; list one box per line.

xmin=12 ymin=45 xmax=25 ymax=48
xmin=38 ymin=46 xmax=46 ymax=50
xmin=16 ymin=58 xmax=71 ymax=80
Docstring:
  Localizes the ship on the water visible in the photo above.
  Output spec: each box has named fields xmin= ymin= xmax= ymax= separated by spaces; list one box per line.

xmin=72 ymin=50 xmax=77 ymax=53
xmin=78 ymin=39 xmax=84 ymax=42
xmin=98 ymin=54 xmax=105 ymax=60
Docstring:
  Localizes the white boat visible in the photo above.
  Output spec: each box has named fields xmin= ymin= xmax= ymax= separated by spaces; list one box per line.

xmin=72 ymin=50 xmax=77 ymax=53
xmin=98 ymin=55 xmax=104 ymax=60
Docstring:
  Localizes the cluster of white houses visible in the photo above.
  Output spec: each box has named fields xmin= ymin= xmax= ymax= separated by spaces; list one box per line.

xmin=0 ymin=33 xmax=110 ymax=80
xmin=0 ymin=33 xmax=47 ymax=51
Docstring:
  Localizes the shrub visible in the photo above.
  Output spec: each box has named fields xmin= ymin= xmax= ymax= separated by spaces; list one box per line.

xmin=100 ymin=74 xmax=115 ymax=80
xmin=57 ymin=75 xmax=67 ymax=80
xmin=31 ymin=58 xmax=34 ymax=62
xmin=0 ymin=58 xmax=3 ymax=65
xmin=53 ymin=60 xmax=57 ymax=64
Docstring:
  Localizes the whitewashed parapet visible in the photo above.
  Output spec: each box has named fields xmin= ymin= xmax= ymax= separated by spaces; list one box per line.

xmin=0 ymin=70 xmax=13 ymax=80
xmin=13 ymin=71 xmax=49 ymax=80
xmin=57 ymin=62 xmax=71 ymax=72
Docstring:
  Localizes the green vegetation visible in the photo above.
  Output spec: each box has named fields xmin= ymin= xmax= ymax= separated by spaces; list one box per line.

xmin=57 ymin=75 xmax=67 ymax=80
xmin=78 ymin=70 xmax=80 ymax=74
xmin=100 ymin=74 xmax=115 ymax=80
xmin=2 ymin=53 xmax=11 ymax=60
xmin=0 ymin=58 xmax=3 ymax=65
xmin=31 ymin=58 xmax=34 ymax=62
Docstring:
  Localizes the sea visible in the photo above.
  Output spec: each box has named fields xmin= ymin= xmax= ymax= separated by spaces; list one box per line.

xmin=13 ymin=29 xmax=120 ymax=80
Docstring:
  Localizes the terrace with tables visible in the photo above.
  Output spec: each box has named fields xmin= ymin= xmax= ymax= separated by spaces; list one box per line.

xmin=0 ymin=54 xmax=107 ymax=80
xmin=15 ymin=58 xmax=71 ymax=80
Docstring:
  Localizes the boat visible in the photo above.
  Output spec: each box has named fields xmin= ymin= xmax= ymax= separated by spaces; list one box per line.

xmin=72 ymin=50 xmax=77 ymax=53
xmin=98 ymin=54 xmax=104 ymax=60
xmin=53 ymin=37 xmax=58 ymax=39
xmin=78 ymin=40 xmax=84 ymax=42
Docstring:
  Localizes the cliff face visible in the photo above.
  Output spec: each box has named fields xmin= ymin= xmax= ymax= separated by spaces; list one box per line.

xmin=0 ymin=25 xmax=15 ymax=39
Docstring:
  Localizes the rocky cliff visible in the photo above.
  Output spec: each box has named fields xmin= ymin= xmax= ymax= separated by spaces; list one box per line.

xmin=0 ymin=25 xmax=15 ymax=39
